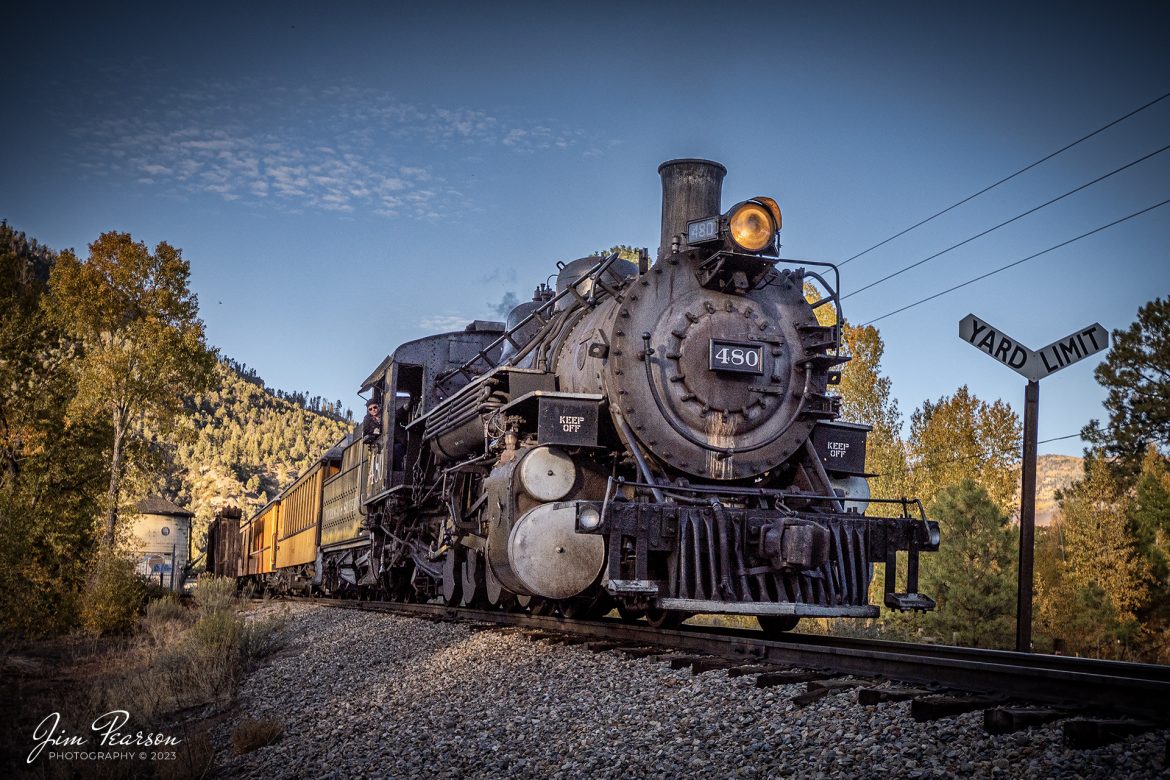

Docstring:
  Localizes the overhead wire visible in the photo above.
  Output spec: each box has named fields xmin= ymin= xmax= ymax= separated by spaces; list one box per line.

xmin=882 ymin=433 xmax=1084 ymax=477
xmin=860 ymin=198 xmax=1170 ymax=326
xmin=839 ymin=90 xmax=1170 ymax=267
xmin=843 ymin=143 xmax=1170 ymax=300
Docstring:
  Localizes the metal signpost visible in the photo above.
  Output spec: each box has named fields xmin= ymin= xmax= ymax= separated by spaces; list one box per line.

xmin=958 ymin=314 xmax=1109 ymax=652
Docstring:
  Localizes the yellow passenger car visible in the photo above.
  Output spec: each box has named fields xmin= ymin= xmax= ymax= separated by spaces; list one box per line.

xmin=321 ymin=436 xmax=368 ymax=550
xmin=243 ymin=499 xmax=281 ymax=578
xmin=274 ymin=457 xmax=339 ymax=571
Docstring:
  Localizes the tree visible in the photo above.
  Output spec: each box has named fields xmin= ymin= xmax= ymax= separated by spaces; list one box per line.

xmin=1037 ymin=457 xmax=1146 ymax=658
xmin=0 ymin=224 xmax=109 ymax=634
xmin=1082 ymin=297 xmax=1170 ymax=483
xmin=47 ymin=232 xmax=216 ymax=547
xmin=908 ymin=386 xmax=1021 ymax=513
xmin=1127 ymin=447 xmax=1170 ymax=632
xmin=837 ymin=323 xmax=914 ymax=513
xmin=920 ymin=479 xmax=1018 ymax=648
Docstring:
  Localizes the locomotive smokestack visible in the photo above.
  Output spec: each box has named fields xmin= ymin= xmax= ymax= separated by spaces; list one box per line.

xmin=657 ymin=158 xmax=727 ymax=261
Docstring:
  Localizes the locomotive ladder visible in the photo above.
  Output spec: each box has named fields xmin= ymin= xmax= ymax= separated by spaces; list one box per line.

xmin=435 ymin=251 xmax=630 ymax=386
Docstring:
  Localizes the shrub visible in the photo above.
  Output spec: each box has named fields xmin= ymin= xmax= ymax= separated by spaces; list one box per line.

xmin=239 ymin=611 xmax=289 ymax=661
xmin=195 ymin=576 xmax=239 ymax=616
xmin=190 ymin=609 xmax=243 ymax=656
xmin=143 ymin=594 xmax=190 ymax=646
xmin=231 ymin=717 xmax=284 ymax=755
xmin=80 ymin=553 xmax=147 ymax=636
xmin=141 ymin=577 xmax=172 ymax=603
xmin=146 ymin=594 xmax=187 ymax=622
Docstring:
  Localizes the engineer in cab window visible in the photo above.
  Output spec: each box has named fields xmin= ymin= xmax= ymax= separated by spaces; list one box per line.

xmin=362 ymin=399 xmax=382 ymax=447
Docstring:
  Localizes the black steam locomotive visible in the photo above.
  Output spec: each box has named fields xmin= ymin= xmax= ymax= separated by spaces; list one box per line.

xmin=217 ymin=159 xmax=939 ymax=634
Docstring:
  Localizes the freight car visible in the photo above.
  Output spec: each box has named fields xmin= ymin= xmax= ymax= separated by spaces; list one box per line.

xmin=218 ymin=159 xmax=940 ymax=634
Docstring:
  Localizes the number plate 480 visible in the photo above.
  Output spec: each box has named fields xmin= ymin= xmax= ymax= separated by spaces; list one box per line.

xmin=709 ymin=339 xmax=764 ymax=375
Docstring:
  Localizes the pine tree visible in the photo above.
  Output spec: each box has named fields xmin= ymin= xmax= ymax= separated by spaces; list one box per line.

xmin=1082 ymin=297 xmax=1169 ymax=483
xmin=1127 ymin=447 xmax=1170 ymax=629
xmin=1039 ymin=458 xmax=1147 ymax=658
xmin=920 ymin=479 xmax=1018 ymax=648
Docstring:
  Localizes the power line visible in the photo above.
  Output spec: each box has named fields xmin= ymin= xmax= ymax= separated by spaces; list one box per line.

xmin=861 ymin=198 xmax=1170 ymax=326
xmin=884 ymin=433 xmax=1082 ymax=477
xmin=840 ymin=90 xmax=1170 ymax=267
xmin=843 ymin=143 xmax=1170 ymax=300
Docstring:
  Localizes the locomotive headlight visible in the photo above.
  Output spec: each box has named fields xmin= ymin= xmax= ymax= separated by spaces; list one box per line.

xmin=728 ymin=201 xmax=776 ymax=252
xmin=578 ymin=505 xmax=602 ymax=532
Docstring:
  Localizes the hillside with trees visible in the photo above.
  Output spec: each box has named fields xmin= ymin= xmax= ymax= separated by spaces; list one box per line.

xmin=175 ymin=360 xmax=354 ymax=562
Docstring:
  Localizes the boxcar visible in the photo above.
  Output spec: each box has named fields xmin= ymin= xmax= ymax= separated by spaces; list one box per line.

xmin=207 ymin=506 xmax=242 ymax=578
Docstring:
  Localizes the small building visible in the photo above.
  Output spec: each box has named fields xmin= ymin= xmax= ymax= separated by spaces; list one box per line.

xmin=128 ymin=496 xmax=194 ymax=591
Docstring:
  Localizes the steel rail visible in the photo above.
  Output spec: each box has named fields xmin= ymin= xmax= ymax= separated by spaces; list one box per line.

xmin=301 ymin=599 xmax=1170 ymax=722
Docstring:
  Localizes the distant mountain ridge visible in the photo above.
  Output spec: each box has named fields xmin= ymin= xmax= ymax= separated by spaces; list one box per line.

xmin=1036 ymin=454 xmax=1083 ymax=526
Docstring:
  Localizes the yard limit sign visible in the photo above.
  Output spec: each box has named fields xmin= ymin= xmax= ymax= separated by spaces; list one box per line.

xmin=959 ymin=314 xmax=1109 ymax=652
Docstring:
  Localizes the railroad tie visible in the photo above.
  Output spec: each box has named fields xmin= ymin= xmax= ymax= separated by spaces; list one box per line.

xmin=665 ymin=654 xmax=717 ymax=670
xmin=584 ymin=641 xmax=626 ymax=653
xmin=793 ymin=679 xmax=865 ymax=707
xmin=911 ymin=695 xmax=1001 ymax=722
xmin=727 ymin=664 xmax=777 ymax=678
xmin=983 ymin=708 xmax=1063 ymax=735
xmin=615 ymin=646 xmax=669 ymax=658
xmin=857 ymin=687 xmax=932 ymax=705
xmin=540 ymin=636 xmax=591 ymax=646
xmin=689 ymin=659 xmax=738 ymax=675
xmin=755 ymin=670 xmax=833 ymax=689
xmin=1062 ymin=719 xmax=1156 ymax=749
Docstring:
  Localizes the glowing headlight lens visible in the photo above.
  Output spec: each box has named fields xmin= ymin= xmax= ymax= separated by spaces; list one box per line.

xmin=579 ymin=506 xmax=602 ymax=531
xmin=728 ymin=202 xmax=776 ymax=252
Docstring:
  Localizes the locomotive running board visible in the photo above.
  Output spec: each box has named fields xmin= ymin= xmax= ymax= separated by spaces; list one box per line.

xmin=656 ymin=598 xmax=878 ymax=618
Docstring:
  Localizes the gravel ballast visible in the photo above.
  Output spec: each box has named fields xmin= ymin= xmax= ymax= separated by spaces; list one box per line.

xmin=216 ymin=604 xmax=1168 ymax=779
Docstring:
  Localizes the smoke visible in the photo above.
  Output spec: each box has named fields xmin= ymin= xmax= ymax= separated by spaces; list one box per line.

xmin=490 ymin=291 xmax=520 ymax=316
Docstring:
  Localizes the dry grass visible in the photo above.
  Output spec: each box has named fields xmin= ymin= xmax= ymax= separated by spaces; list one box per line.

xmin=83 ymin=580 xmax=288 ymax=724
xmin=156 ymin=731 xmax=216 ymax=780
xmin=231 ymin=717 xmax=284 ymax=755
xmin=9 ymin=579 xmax=289 ymax=779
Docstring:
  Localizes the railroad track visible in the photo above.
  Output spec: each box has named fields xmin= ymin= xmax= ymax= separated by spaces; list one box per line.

xmin=295 ymin=597 xmax=1169 ymax=745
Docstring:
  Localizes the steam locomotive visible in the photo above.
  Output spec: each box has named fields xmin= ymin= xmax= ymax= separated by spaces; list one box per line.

xmin=208 ymin=159 xmax=939 ymax=633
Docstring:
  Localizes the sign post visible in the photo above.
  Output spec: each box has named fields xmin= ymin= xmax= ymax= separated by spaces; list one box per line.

xmin=958 ymin=314 xmax=1109 ymax=653
xmin=1018 ymin=380 xmax=1038 ymax=654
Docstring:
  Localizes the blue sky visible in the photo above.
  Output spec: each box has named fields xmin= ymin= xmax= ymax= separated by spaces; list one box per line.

xmin=5 ymin=2 xmax=1168 ymax=455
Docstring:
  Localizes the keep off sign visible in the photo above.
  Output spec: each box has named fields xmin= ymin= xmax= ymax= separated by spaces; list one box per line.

xmin=958 ymin=314 xmax=1108 ymax=381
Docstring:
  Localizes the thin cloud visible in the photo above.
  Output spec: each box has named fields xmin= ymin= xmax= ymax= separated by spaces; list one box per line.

xmin=70 ymin=80 xmax=611 ymax=218
xmin=418 ymin=314 xmax=474 ymax=331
